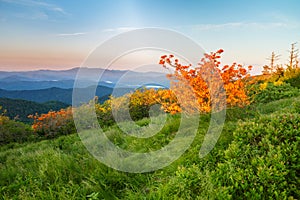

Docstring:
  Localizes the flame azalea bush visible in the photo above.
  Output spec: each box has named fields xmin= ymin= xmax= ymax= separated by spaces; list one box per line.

xmin=29 ymin=107 xmax=75 ymax=138
xmin=159 ymin=49 xmax=252 ymax=113
xmin=153 ymin=89 xmax=180 ymax=114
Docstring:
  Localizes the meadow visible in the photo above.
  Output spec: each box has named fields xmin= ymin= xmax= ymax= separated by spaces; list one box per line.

xmin=0 ymin=94 xmax=299 ymax=199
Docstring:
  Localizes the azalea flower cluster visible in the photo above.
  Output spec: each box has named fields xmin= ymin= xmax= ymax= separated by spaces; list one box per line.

xmin=28 ymin=107 xmax=74 ymax=137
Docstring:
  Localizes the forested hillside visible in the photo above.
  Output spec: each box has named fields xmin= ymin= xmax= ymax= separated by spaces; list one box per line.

xmin=0 ymin=98 xmax=69 ymax=123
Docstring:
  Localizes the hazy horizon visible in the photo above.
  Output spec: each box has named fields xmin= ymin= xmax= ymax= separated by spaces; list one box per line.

xmin=1 ymin=0 xmax=300 ymax=75
xmin=0 ymin=65 xmax=169 ymax=73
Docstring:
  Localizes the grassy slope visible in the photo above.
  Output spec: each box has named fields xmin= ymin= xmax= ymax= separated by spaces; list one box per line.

xmin=0 ymin=96 xmax=299 ymax=199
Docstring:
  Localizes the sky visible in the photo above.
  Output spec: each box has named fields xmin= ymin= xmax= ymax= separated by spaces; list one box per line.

xmin=0 ymin=0 xmax=300 ymax=74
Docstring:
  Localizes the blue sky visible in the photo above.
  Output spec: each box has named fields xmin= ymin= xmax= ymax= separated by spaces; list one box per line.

xmin=0 ymin=0 xmax=299 ymax=74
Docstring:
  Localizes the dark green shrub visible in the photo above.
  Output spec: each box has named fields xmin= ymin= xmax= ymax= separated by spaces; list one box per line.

xmin=286 ymin=72 xmax=300 ymax=89
xmin=213 ymin=113 xmax=300 ymax=199
xmin=249 ymin=82 xmax=299 ymax=104
xmin=129 ymin=104 xmax=150 ymax=121
xmin=0 ymin=116 xmax=35 ymax=145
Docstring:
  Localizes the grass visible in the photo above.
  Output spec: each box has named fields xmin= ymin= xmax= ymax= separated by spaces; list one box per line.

xmin=0 ymin=95 xmax=299 ymax=199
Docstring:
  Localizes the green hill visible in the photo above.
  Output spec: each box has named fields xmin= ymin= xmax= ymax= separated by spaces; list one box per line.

xmin=0 ymin=98 xmax=69 ymax=123
xmin=0 ymin=95 xmax=299 ymax=199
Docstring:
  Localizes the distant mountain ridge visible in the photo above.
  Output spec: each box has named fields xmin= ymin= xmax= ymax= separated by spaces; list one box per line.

xmin=0 ymin=80 xmax=100 ymax=90
xmin=0 ymin=86 xmax=134 ymax=105
xmin=0 ymin=67 xmax=169 ymax=105
xmin=0 ymin=75 xmax=34 ymax=82
xmin=0 ymin=67 xmax=169 ymax=90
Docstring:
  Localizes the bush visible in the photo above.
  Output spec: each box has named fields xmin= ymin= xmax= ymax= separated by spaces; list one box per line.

xmin=95 ymin=100 xmax=115 ymax=127
xmin=286 ymin=71 xmax=300 ymax=89
xmin=213 ymin=113 xmax=300 ymax=199
xmin=249 ymin=82 xmax=299 ymax=104
xmin=95 ymin=89 xmax=177 ymax=127
xmin=159 ymin=49 xmax=252 ymax=113
xmin=29 ymin=107 xmax=76 ymax=138
xmin=0 ymin=115 xmax=35 ymax=145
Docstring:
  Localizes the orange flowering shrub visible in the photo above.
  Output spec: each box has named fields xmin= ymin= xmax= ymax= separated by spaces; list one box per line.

xmin=153 ymin=89 xmax=180 ymax=114
xmin=159 ymin=49 xmax=252 ymax=113
xmin=29 ymin=107 xmax=75 ymax=138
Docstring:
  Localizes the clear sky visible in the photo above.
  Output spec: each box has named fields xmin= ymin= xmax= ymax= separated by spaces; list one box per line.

xmin=0 ymin=0 xmax=299 ymax=74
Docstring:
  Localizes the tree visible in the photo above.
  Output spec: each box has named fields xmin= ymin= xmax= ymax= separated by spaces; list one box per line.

xmin=287 ymin=42 xmax=299 ymax=70
xmin=262 ymin=52 xmax=281 ymax=77
xmin=268 ymin=52 xmax=281 ymax=70
xmin=283 ymin=43 xmax=300 ymax=79
xmin=262 ymin=65 xmax=272 ymax=76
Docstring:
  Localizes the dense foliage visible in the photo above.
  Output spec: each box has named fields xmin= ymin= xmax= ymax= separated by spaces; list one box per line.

xmin=213 ymin=113 xmax=300 ymax=199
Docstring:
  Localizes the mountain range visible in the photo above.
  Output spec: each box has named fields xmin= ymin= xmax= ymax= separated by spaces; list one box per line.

xmin=0 ymin=67 xmax=170 ymax=104
xmin=0 ymin=86 xmax=135 ymax=105
xmin=0 ymin=67 xmax=169 ymax=90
